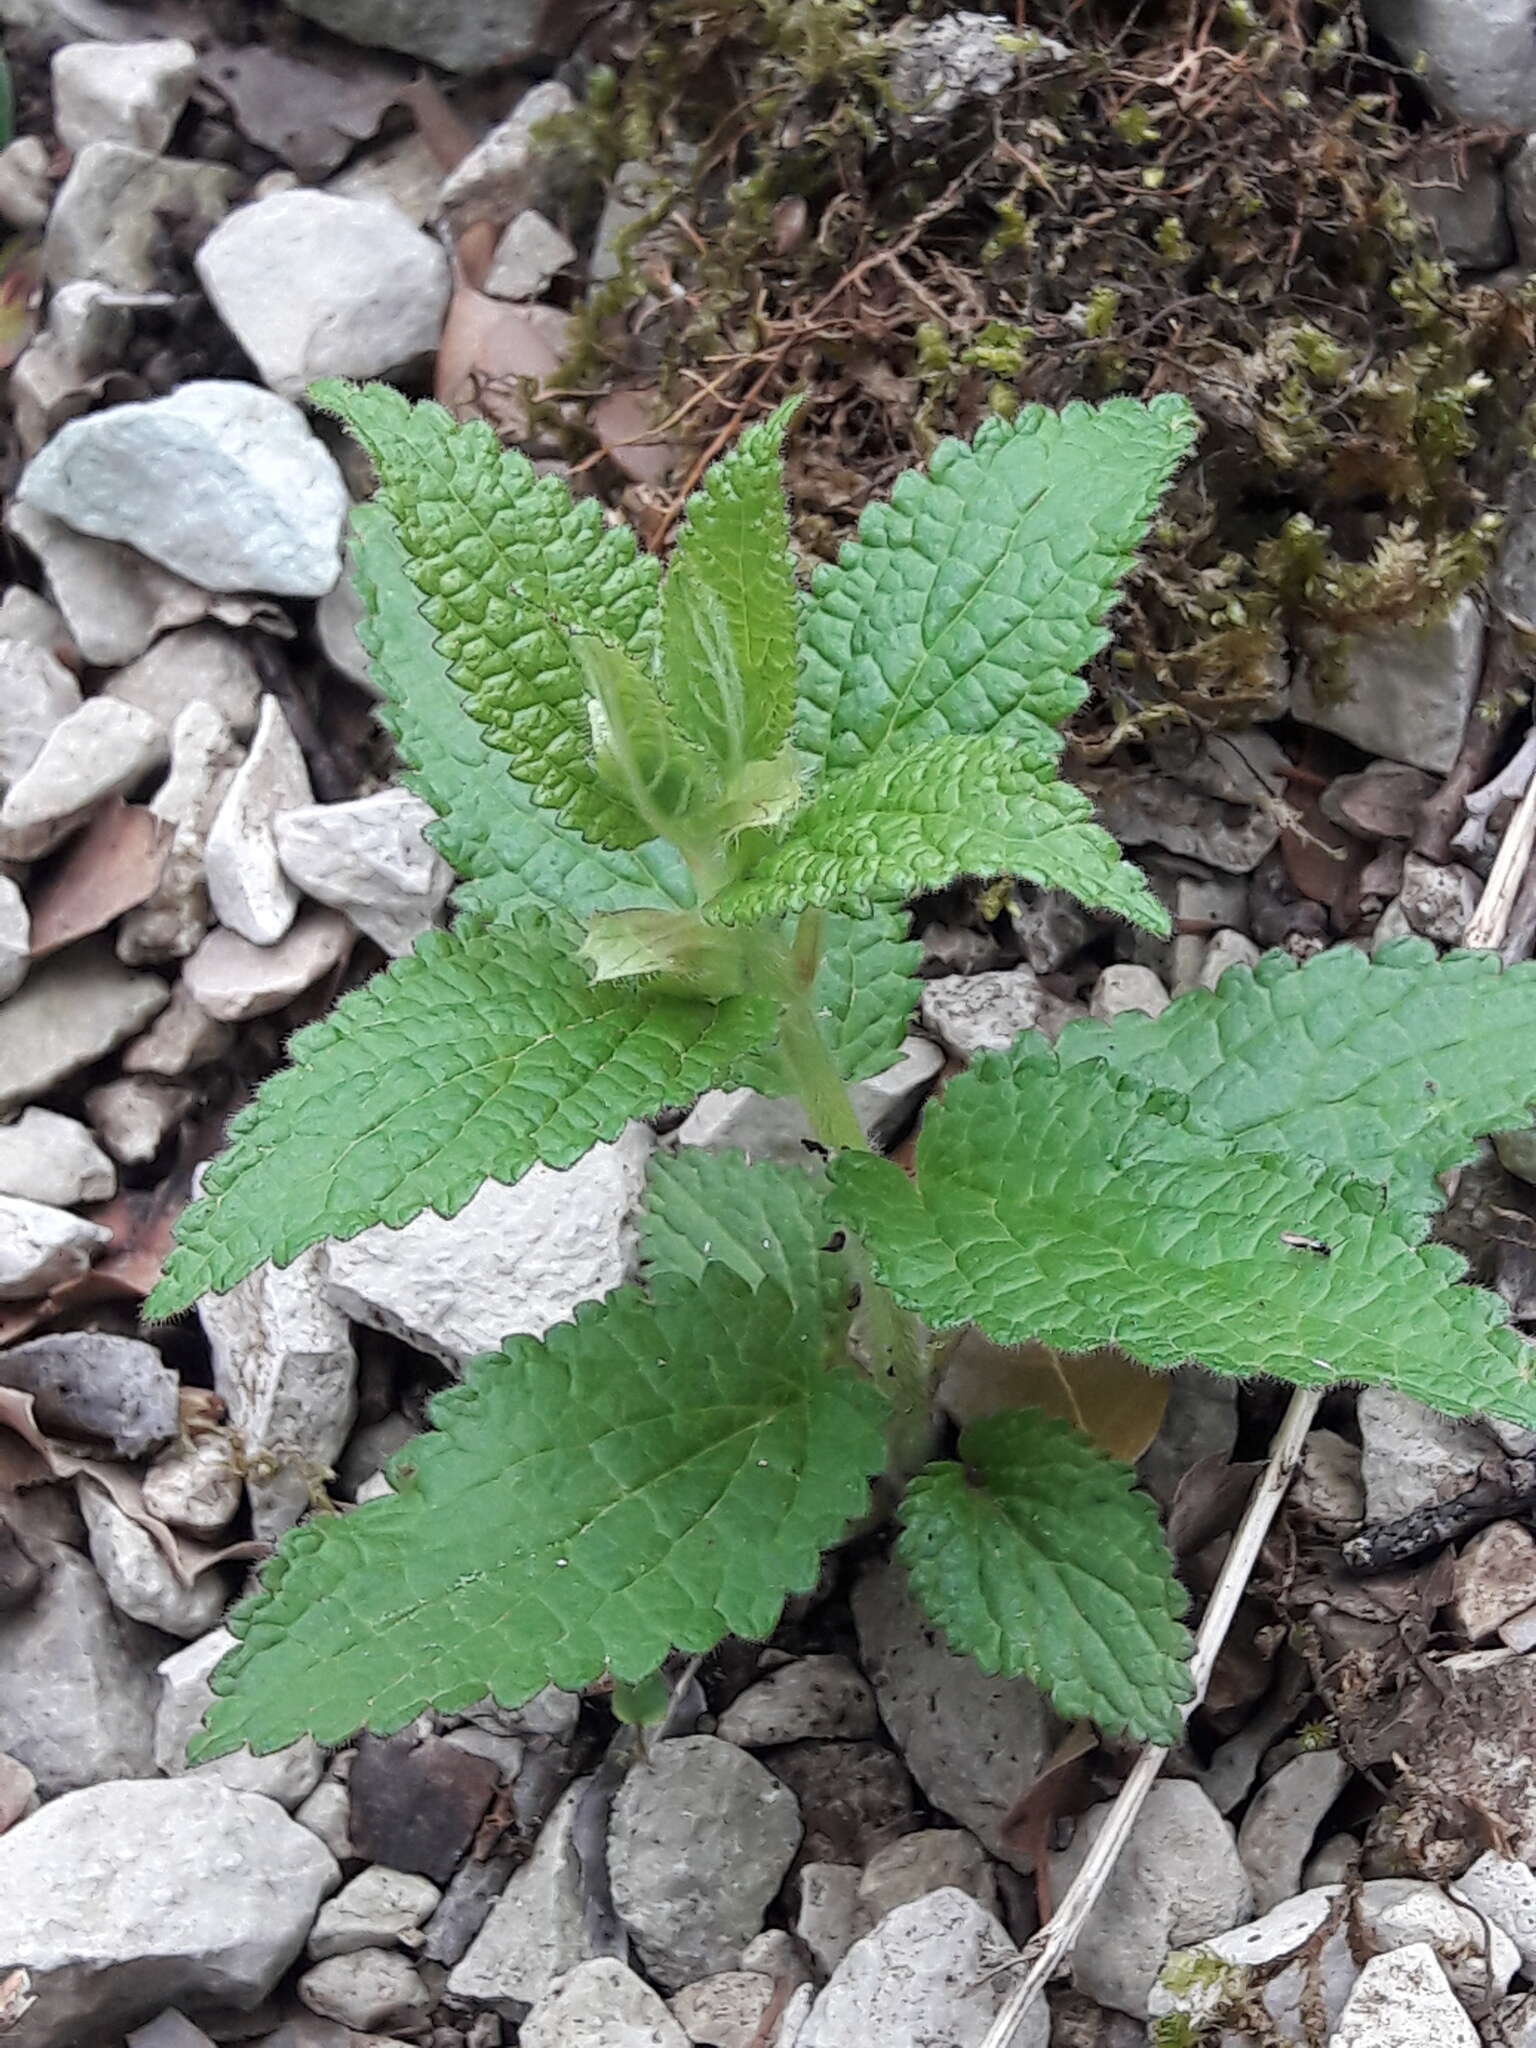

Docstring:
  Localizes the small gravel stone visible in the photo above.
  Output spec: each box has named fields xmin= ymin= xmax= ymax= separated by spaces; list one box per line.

xmin=204 ymin=696 xmax=312 ymax=945
xmin=0 ymin=696 xmax=160 ymax=851
xmin=18 ymin=381 xmax=349 ymax=598
xmin=182 ymin=907 xmax=353 ymax=1022
xmin=155 ymin=1628 xmax=324 ymax=1808
xmin=1199 ymin=927 xmax=1261 ymax=990
xmin=0 ymin=1108 xmax=115 ymax=1207
xmin=1089 ymin=963 xmax=1169 ymax=1022
xmin=349 ymin=1729 xmax=500 ymax=1884
xmin=0 ymin=945 xmax=167 ymax=1116
xmin=1292 ymin=597 xmax=1484 ymax=774
xmin=51 ymin=39 xmax=196 ymax=154
xmin=1292 ymin=1429 xmax=1366 ymax=1533
xmin=762 ymin=1738 xmax=917 ymax=1867
xmin=308 ymin=1865 xmax=441 ymax=1959
xmin=274 ymin=787 xmax=453 ymax=955
xmin=1082 ymin=770 xmax=1280 ymax=873
xmin=297 ymin=1947 xmax=431 ymax=2032
xmin=43 ymin=144 xmax=235 ymax=291
xmin=122 ymin=986 xmax=233 ymax=1076
xmin=85 ymin=1075 xmax=195 ymax=1164
xmin=677 ymin=1038 xmax=943 ymax=1165
xmin=286 ymin=0 xmax=549 ymax=71
xmin=448 ymin=1778 xmax=597 ymax=2007
xmin=439 ymin=82 xmax=576 ymax=221
xmin=1321 ymin=761 xmax=1439 ymax=840
xmin=0 ymin=876 xmax=25 ymax=1001
xmin=485 ymin=209 xmax=578 ymax=299
xmin=0 ymin=639 xmax=80 ymax=784
xmin=0 ymin=1330 xmax=177 ymax=1455
xmin=716 ymin=1656 xmax=879 ymax=1747
xmin=854 ymin=1828 xmax=1000 ymax=1935
xmin=609 ymin=1735 xmax=803 ymax=1989
xmin=920 ymin=967 xmax=1083 ymax=1059
xmin=1237 ymin=1749 xmax=1351 ymax=1914
xmin=1398 ymin=851 xmax=1478 ymax=945
xmin=797 ymin=1889 xmax=1040 ymax=2048
xmin=1450 ymin=1521 xmax=1536 ymax=1641
xmin=0 ymin=1194 xmax=109 ymax=1298
xmin=141 ymin=1431 xmax=242 ymax=1537
xmin=795 ymin=1862 xmax=860 ymax=1978
xmin=1330 ymin=1942 xmax=1478 ymax=2048
xmin=0 ymin=1750 xmax=36 ymax=1832
xmin=0 ymin=1776 xmax=338 ymax=2048
xmin=294 ymin=1774 xmax=355 ymax=1864
xmin=196 ymin=191 xmax=450 ymax=399
xmin=103 ymin=624 xmax=264 ymax=741
xmin=1452 ymin=1851 xmax=1536 ymax=1972
xmin=521 ymin=1957 xmax=689 ymax=2048
xmin=117 ymin=700 xmax=244 ymax=966
xmin=1358 ymin=1386 xmax=1496 ymax=1522
xmin=77 ymin=1482 xmax=227 ymax=1638
xmin=1367 ymin=0 xmax=1536 ymax=128
xmin=0 ymin=135 xmax=52 ymax=230
xmin=667 ymin=1970 xmax=776 ymax=2048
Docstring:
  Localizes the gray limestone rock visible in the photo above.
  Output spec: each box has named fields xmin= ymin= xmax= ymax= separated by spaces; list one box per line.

xmin=0 ymin=1109 xmax=115 ymax=1208
xmin=43 ymin=143 xmax=235 ymax=290
xmin=716 ymin=1657 xmax=878 ymax=1748
xmin=103 ymin=624 xmax=264 ymax=742
xmin=0 ymin=945 xmax=167 ymax=1116
xmin=181 ymin=907 xmax=352 ymax=1022
xmin=1292 ymin=598 xmax=1484 ymax=775
xmin=155 ymin=1627 xmax=325 ymax=1809
xmin=920 ymin=969 xmax=1082 ymax=1059
xmin=77 ymin=1482 xmax=227 ymax=1638
xmin=203 ymin=696 xmax=311 ymax=945
xmin=283 ymin=0 xmax=555 ymax=70
xmin=447 ymin=1777 xmax=597 ymax=2010
xmin=1365 ymin=0 xmax=1536 ymax=126
xmin=274 ymin=787 xmax=453 ymax=955
xmin=521 ymin=1958 xmax=688 ymax=2048
xmin=0 ymin=1330 xmax=177 ymax=1456
xmin=50 ymin=38 xmax=196 ymax=154
xmin=0 ymin=638 xmax=80 ymax=785
xmin=0 ymin=1195 xmax=110 ymax=1298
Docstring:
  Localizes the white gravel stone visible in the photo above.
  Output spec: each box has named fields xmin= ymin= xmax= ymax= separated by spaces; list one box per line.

xmin=796 ymin=1889 xmax=1041 ymax=2048
xmin=43 ymin=143 xmax=235 ymax=290
xmin=485 ymin=208 xmax=577 ymax=299
xmin=321 ymin=1122 xmax=653 ymax=1363
xmin=76 ymin=1482 xmax=227 ymax=1638
xmin=439 ymin=81 xmax=576 ymax=220
xmin=141 ymin=1430 xmax=242 ymax=1537
xmin=0 ymin=945 xmax=167 ymax=1115
xmin=0 ymin=695 xmax=159 ymax=849
xmin=0 ymin=638 xmax=80 ymax=784
xmin=609 ymin=1735 xmax=804 ymax=1989
xmin=297 ymin=1947 xmax=431 ymax=2031
xmin=0 ymin=874 xmax=28 ymax=1000
xmin=1399 ymin=851 xmax=1479 ymax=946
xmin=1452 ymin=1851 xmax=1536 ymax=1972
xmin=1089 ymin=962 xmax=1169 ymax=1021
xmin=0 ymin=1108 xmax=114 ymax=1206
xmin=0 ymin=1775 xmax=339 ymax=2047
xmin=123 ymin=984 xmax=233 ymax=1076
xmin=852 ymin=1553 xmax=1053 ymax=1871
xmin=181 ymin=906 xmax=352 ymax=1022
xmin=668 ymin=1971 xmax=776 ymax=2048
xmin=118 ymin=700 xmax=244 ymax=965
xmin=0 ymin=134 xmax=51 ymax=231
xmin=203 ymin=695 xmax=311 ymax=944
xmin=0 ymin=1194 xmax=109 ymax=1298
xmin=1366 ymin=0 xmax=1536 ymax=127
xmin=716 ymin=1657 xmax=879 ymax=1748
xmin=1293 ymin=597 xmax=1484 ymax=774
xmin=1358 ymin=1386 xmax=1497 ymax=1522
xmin=795 ymin=1862 xmax=859 ymax=1979
xmin=677 ymin=1037 xmax=942 ymax=1165
xmin=522 ymin=1957 xmax=689 ymax=2048
xmin=920 ymin=967 xmax=1083 ymax=1058
xmin=85 ymin=1075 xmax=195 ymax=1164
xmin=155 ymin=1628 xmax=324 ymax=1809
xmin=196 ymin=191 xmax=450 ymax=399
xmin=294 ymin=1773 xmax=354 ymax=1862
xmin=308 ymin=1865 xmax=441 ymax=1959
xmin=315 ymin=547 xmax=374 ymax=691
xmin=17 ymin=381 xmax=349 ymax=597
xmin=51 ymin=38 xmax=196 ymax=153
xmin=198 ymin=1242 xmax=357 ymax=1543
xmin=448 ymin=1777 xmax=596 ymax=2008
xmin=274 ymin=787 xmax=453 ymax=954
xmin=1199 ymin=927 xmax=1261 ymax=990
xmin=0 ymin=1543 xmax=161 ymax=1793
xmin=1329 ymin=1941 xmax=1478 ymax=2048
xmin=1048 ymin=1780 xmax=1253 ymax=2018
xmin=285 ymin=0 xmax=547 ymax=71
xmin=103 ymin=624 xmax=263 ymax=742
xmin=854 ymin=1829 xmax=1000 ymax=1935
xmin=1237 ymin=1749 xmax=1351 ymax=1915
xmin=0 ymin=586 xmax=66 ymax=646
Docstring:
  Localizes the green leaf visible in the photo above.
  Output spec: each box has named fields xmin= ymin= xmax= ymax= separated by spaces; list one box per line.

xmin=1056 ymin=938 xmax=1536 ymax=1228
xmin=189 ymin=1264 xmax=888 ymax=1755
xmin=148 ymin=915 xmax=773 ymax=1316
xmin=574 ymin=630 xmax=715 ymax=841
xmin=830 ymin=1040 xmax=1536 ymax=1429
xmin=901 ymin=1410 xmax=1191 ymax=1742
xmin=661 ymin=399 xmax=800 ymax=774
xmin=349 ymin=503 xmax=691 ymax=919
xmin=641 ymin=1147 xmax=834 ymax=1305
xmin=732 ymin=906 xmax=921 ymax=1094
xmin=580 ymin=909 xmax=748 ymax=996
xmin=315 ymin=380 xmax=660 ymax=848
xmin=795 ymin=395 xmax=1196 ymax=772
xmin=710 ymin=735 xmax=1169 ymax=930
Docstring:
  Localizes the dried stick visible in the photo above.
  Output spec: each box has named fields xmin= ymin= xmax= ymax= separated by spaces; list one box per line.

xmin=977 ymin=1384 xmax=1322 ymax=2048
xmin=1465 ymin=769 xmax=1536 ymax=952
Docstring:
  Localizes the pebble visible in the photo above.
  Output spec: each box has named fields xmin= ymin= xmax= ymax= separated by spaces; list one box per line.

xmin=51 ymin=38 xmax=197 ymax=154
xmin=0 ymin=639 xmax=81 ymax=784
xmin=1451 ymin=1850 xmax=1536 ymax=1972
xmin=43 ymin=143 xmax=235 ymax=290
xmin=1154 ymin=724 xmax=1289 ymax=804
xmin=0 ymin=1750 xmax=36 ymax=1831
xmin=284 ymin=0 xmax=548 ymax=71
xmin=1329 ymin=1942 xmax=1478 ymax=2048
xmin=485 ymin=209 xmax=578 ymax=299
xmin=0 ymin=1107 xmax=115 ymax=1207
xmin=0 ymin=875 xmax=25 ymax=1000
xmin=0 ymin=1775 xmax=338 ymax=2047
xmin=274 ymin=787 xmax=454 ymax=955
xmin=1357 ymin=1387 xmax=1496 ymax=1522
xmin=308 ymin=1865 xmax=441 ymax=1959
xmin=0 ymin=135 xmax=52 ymax=230
xmin=85 ymin=1075 xmax=195 ymax=1164
xmin=1198 ymin=927 xmax=1261 ymax=990
xmin=1293 ymin=598 xmax=1484 ymax=775
xmin=0 ymin=944 xmax=166 ymax=1115
xmin=1398 ymin=851 xmax=1478 ymax=946
xmin=441 ymin=81 xmax=576 ymax=219
xmin=294 ymin=1774 xmax=355 ymax=1865
xmin=141 ymin=1431 xmax=242 ymax=1537
xmin=854 ymin=1828 xmax=1000 ymax=1936
xmin=1237 ymin=1749 xmax=1351 ymax=1914
xmin=182 ymin=906 xmax=353 ymax=1022
xmin=1082 ymin=769 xmax=1280 ymax=873
xmin=1321 ymin=761 xmax=1439 ymax=840
xmin=0 ymin=696 xmax=161 ymax=854
xmin=104 ymin=624 xmax=264 ymax=741
xmin=1449 ymin=1520 xmax=1536 ymax=1641
xmin=196 ymin=190 xmax=451 ymax=400
xmin=667 ymin=1970 xmax=776 ymax=2048
xmin=609 ymin=1735 xmax=803 ymax=1989
xmin=321 ymin=1123 xmax=652 ymax=1363
xmin=521 ymin=1957 xmax=689 ymax=2048
xmin=0 ymin=1329 xmax=178 ymax=1456
xmin=920 ymin=967 xmax=1083 ymax=1059
xmin=77 ymin=1482 xmax=227 ymax=1638
xmin=204 ymin=696 xmax=312 ymax=945
xmin=1048 ymin=1779 xmax=1252 ymax=2018
xmin=852 ymin=1554 xmax=1053 ymax=1870
xmin=155 ymin=1628 xmax=324 ymax=1809
xmin=0 ymin=1194 xmax=110 ymax=1298
xmin=795 ymin=1861 xmax=860 ymax=1977
xmin=1365 ymin=0 xmax=1536 ymax=128
xmin=118 ymin=700 xmax=243 ymax=966
xmin=315 ymin=547 xmax=374 ymax=691
xmin=0 ymin=1543 xmax=162 ymax=1792
xmin=797 ymin=1889 xmax=1041 ymax=2048
xmin=18 ymin=381 xmax=349 ymax=598
xmin=677 ymin=1038 xmax=943 ymax=1164
xmin=124 ymin=2017 xmax=218 ymax=2048
xmin=297 ymin=1948 xmax=431 ymax=2032
xmin=1089 ymin=963 xmax=1169 ymax=1022
xmin=716 ymin=1656 xmax=879 ymax=1748
xmin=197 ymin=1243 xmax=357 ymax=1542
xmin=1007 ymin=886 xmax=1094 ymax=974
xmin=123 ymin=985 xmax=234 ymax=1077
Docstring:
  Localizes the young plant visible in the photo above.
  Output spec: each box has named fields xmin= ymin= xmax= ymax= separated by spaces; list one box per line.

xmin=148 ymin=384 xmax=1536 ymax=1761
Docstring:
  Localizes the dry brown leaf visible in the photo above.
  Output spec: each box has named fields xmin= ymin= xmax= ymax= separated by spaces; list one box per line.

xmin=0 ymin=235 xmax=41 ymax=372
xmin=200 ymin=43 xmax=409 ymax=178
xmin=938 ymin=1329 xmax=1170 ymax=1463
xmin=27 ymin=800 xmax=170 ymax=958
xmin=591 ymin=387 xmax=678 ymax=488
xmin=434 ymin=291 xmax=568 ymax=436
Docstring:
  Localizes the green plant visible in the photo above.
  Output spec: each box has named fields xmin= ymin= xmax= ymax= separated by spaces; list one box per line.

xmin=149 ymin=384 xmax=1536 ymax=1762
